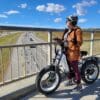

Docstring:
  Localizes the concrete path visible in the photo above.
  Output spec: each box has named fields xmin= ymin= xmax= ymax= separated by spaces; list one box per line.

xmin=21 ymin=76 xmax=100 ymax=100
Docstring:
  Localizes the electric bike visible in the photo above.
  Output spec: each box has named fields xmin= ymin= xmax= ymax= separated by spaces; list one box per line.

xmin=36 ymin=38 xmax=99 ymax=95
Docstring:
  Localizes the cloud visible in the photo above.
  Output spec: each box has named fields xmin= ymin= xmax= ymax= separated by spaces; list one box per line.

xmin=19 ymin=3 xmax=27 ymax=9
xmin=5 ymin=10 xmax=20 ymax=15
xmin=36 ymin=3 xmax=65 ymax=13
xmin=73 ymin=0 xmax=97 ymax=16
xmin=54 ymin=18 xmax=62 ymax=23
xmin=79 ymin=18 xmax=87 ymax=23
xmin=98 ymin=10 xmax=100 ymax=14
xmin=36 ymin=5 xmax=46 ymax=11
xmin=0 ymin=14 xmax=8 ymax=18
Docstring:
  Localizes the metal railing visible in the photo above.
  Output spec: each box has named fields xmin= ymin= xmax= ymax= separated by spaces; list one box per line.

xmin=0 ymin=26 xmax=100 ymax=86
xmin=0 ymin=43 xmax=49 ymax=85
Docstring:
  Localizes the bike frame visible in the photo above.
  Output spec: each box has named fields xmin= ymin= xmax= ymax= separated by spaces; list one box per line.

xmin=52 ymin=45 xmax=70 ymax=74
xmin=52 ymin=44 xmax=85 ymax=74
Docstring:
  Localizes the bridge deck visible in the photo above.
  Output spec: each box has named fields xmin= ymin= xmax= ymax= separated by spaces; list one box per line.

xmin=21 ymin=76 xmax=100 ymax=100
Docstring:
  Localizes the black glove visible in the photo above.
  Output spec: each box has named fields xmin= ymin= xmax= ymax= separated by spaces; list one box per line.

xmin=53 ymin=38 xmax=64 ymax=47
xmin=53 ymin=37 xmax=61 ymax=43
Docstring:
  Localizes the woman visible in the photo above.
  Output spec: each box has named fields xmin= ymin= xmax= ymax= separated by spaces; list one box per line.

xmin=65 ymin=15 xmax=83 ymax=90
xmin=55 ymin=15 xmax=83 ymax=90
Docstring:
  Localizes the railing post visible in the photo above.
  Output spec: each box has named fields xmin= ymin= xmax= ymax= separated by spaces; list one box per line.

xmin=90 ymin=31 xmax=94 ymax=56
xmin=48 ymin=31 xmax=52 ymax=65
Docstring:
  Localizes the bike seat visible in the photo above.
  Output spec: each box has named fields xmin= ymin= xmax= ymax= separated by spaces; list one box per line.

xmin=80 ymin=51 xmax=88 ymax=57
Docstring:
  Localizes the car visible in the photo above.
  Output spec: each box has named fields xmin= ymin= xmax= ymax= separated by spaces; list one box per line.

xmin=30 ymin=38 xmax=34 ymax=41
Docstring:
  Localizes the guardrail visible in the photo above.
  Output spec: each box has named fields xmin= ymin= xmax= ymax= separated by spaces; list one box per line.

xmin=0 ymin=26 xmax=100 ymax=86
xmin=0 ymin=42 xmax=50 ymax=86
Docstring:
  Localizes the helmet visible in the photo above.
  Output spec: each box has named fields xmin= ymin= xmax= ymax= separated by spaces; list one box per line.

xmin=67 ymin=15 xmax=78 ymax=22
xmin=67 ymin=15 xmax=78 ymax=26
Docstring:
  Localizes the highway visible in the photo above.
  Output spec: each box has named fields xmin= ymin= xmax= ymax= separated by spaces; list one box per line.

xmin=4 ymin=32 xmax=48 ymax=81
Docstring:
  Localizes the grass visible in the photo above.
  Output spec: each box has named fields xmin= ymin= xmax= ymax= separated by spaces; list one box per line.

xmin=0 ymin=32 xmax=21 ymax=82
xmin=34 ymin=31 xmax=48 ymax=42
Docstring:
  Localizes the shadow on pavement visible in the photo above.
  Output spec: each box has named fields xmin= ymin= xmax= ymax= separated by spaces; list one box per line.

xmin=21 ymin=79 xmax=100 ymax=100
xmin=47 ymin=79 xmax=100 ymax=100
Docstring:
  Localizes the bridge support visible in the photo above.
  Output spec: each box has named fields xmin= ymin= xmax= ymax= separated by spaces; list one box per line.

xmin=48 ymin=31 xmax=52 ymax=65
xmin=90 ymin=31 xmax=94 ymax=56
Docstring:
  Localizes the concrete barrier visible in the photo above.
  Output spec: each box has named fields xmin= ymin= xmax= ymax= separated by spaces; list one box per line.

xmin=0 ymin=75 xmax=37 ymax=100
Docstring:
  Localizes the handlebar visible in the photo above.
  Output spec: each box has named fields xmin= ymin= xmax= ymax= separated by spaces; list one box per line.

xmin=53 ymin=38 xmax=67 ymax=48
xmin=53 ymin=38 xmax=68 ymax=54
xmin=53 ymin=38 xmax=63 ymax=46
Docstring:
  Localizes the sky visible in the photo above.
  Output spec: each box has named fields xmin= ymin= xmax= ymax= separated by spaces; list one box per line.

xmin=0 ymin=0 xmax=100 ymax=28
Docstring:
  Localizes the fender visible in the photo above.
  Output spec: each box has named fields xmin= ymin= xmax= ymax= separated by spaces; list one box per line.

xmin=83 ymin=56 xmax=99 ymax=64
xmin=37 ymin=64 xmax=56 ymax=77
xmin=81 ymin=56 xmax=99 ymax=84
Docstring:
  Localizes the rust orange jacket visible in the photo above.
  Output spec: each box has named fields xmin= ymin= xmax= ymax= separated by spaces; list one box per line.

xmin=65 ymin=27 xmax=83 ymax=61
